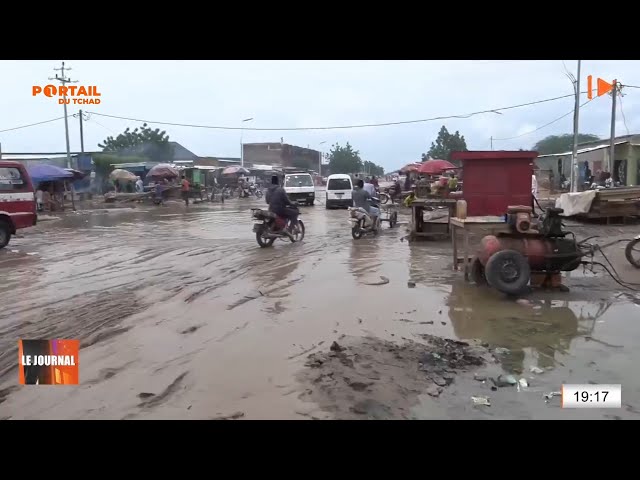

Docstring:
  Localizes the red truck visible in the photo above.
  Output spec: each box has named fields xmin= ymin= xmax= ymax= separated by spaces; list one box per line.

xmin=0 ymin=161 xmax=37 ymax=249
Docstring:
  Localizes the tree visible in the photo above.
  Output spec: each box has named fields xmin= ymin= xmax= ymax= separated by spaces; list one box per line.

xmin=532 ymin=134 xmax=601 ymax=155
xmin=422 ymin=125 xmax=468 ymax=164
xmin=98 ymin=123 xmax=174 ymax=162
xmin=328 ymin=142 xmax=363 ymax=174
xmin=363 ymin=160 xmax=385 ymax=177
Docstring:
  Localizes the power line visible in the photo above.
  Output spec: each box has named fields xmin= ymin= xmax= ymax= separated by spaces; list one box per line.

xmin=618 ymin=93 xmax=631 ymax=135
xmin=0 ymin=116 xmax=64 ymax=133
xmin=492 ymin=98 xmax=596 ymax=141
xmin=85 ymin=92 xmax=580 ymax=132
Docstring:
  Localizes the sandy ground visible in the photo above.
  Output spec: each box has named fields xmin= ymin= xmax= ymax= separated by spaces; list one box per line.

xmin=0 ymin=191 xmax=639 ymax=420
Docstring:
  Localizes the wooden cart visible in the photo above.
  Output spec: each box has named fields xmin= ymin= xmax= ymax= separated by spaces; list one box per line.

xmin=408 ymin=198 xmax=457 ymax=241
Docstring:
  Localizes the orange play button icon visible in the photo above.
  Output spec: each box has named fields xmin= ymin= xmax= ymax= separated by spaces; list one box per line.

xmin=587 ymin=75 xmax=616 ymax=99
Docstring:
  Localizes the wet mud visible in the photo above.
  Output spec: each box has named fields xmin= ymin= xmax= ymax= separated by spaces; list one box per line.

xmin=0 ymin=194 xmax=639 ymax=419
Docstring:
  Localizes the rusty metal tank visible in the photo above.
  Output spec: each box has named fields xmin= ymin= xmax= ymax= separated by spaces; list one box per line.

xmin=477 ymin=235 xmax=582 ymax=272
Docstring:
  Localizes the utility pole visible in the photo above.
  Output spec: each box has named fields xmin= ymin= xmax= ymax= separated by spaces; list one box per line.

xmin=490 ymin=137 xmax=493 ymax=150
xmin=318 ymin=141 xmax=326 ymax=177
xmin=608 ymin=80 xmax=618 ymax=175
xmin=570 ymin=60 xmax=582 ymax=193
xmin=240 ymin=117 xmax=253 ymax=167
xmin=79 ymin=109 xmax=85 ymax=153
xmin=49 ymin=62 xmax=78 ymax=169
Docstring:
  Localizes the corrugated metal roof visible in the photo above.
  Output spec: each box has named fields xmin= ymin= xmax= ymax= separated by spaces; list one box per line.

xmin=537 ymin=141 xmax=629 ymax=158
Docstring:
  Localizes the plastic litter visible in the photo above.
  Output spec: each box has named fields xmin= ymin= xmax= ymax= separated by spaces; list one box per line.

xmin=471 ymin=396 xmax=491 ymax=406
xmin=544 ymin=391 xmax=562 ymax=402
xmin=529 ymin=366 xmax=544 ymax=374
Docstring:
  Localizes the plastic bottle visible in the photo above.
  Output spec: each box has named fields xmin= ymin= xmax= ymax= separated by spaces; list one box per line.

xmin=456 ymin=199 xmax=467 ymax=219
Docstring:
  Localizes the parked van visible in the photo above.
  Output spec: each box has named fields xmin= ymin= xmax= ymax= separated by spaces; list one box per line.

xmin=0 ymin=161 xmax=37 ymax=249
xmin=283 ymin=172 xmax=315 ymax=206
xmin=325 ymin=174 xmax=353 ymax=209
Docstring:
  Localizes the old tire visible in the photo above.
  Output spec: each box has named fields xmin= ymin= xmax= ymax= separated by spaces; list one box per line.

xmin=626 ymin=238 xmax=640 ymax=268
xmin=0 ymin=220 xmax=11 ymax=249
xmin=256 ymin=231 xmax=275 ymax=248
xmin=470 ymin=257 xmax=487 ymax=285
xmin=484 ymin=249 xmax=530 ymax=295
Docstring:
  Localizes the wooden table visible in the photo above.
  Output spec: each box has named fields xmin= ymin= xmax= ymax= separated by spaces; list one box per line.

xmin=409 ymin=198 xmax=458 ymax=240
xmin=450 ymin=216 xmax=511 ymax=280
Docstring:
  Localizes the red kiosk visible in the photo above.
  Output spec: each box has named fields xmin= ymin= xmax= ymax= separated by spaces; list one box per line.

xmin=448 ymin=150 xmax=539 ymax=279
xmin=450 ymin=150 xmax=538 ymax=216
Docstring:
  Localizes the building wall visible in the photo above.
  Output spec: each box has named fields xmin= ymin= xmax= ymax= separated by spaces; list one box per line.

xmin=243 ymin=143 xmax=320 ymax=170
xmin=535 ymin=144 xmax=640 ymax=187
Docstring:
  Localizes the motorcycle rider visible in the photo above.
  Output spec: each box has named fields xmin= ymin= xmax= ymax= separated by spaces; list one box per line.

xmin=353 ymin=179 xmax=380 ymax=229
xmin=266 ymin=175 xmax=299 ymax=236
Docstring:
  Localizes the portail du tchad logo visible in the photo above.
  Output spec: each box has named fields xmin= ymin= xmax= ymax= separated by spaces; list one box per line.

xmin=18 ymin=339 xmax=79 ymax=385
xmin=32 ymin=85 xmax=102 ymax=105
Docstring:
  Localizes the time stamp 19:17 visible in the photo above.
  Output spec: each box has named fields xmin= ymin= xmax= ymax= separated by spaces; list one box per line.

xmin=561 ymin=384 xmax=622 ymax=408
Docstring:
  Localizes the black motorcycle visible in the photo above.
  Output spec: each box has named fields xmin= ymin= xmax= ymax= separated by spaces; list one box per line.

xmin=251 ymin=207 xmax=305 ymax=248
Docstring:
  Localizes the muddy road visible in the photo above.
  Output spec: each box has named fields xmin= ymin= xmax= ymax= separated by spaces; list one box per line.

xmin=1 ymin=194 xmax=639 ymax=419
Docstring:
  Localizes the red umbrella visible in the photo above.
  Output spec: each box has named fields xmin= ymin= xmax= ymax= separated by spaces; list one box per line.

xmin=418 ymin=159 xmax=457 ymax=175
xmin=147 ymin=163 xmax=179 ymax=179
xmin=400 ymin=162 xmax=422 ymax=173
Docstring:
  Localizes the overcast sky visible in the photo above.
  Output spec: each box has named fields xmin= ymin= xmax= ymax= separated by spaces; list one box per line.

xmin=0 ymin=60 xmax=638 ymax=171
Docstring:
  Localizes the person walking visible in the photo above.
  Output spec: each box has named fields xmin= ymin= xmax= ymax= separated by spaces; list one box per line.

xmin=181 ymin=175 xmax=191 ymax=206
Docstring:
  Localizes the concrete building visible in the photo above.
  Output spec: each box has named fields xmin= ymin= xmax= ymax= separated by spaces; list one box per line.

xmin=535 ymin=134 xmax=640 ymax=189
xmin=242 ymin=142 xmax=321 ymax=171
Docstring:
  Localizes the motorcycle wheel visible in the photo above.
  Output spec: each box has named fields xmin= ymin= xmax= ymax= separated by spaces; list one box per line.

xmin=625 ymin=238 xmax=640 ymax=268
xmin=380 ymin=193 xmax=390 ymax=205
xmin=351 ymin=219 xmax=364 ymax=240
xmin=255 ymin=189 xmax=263 ymax=198
xmin=290 ymin=220 xmax=305 ymax=243
xmin=256 ymin=229 xmax=276 ymax=248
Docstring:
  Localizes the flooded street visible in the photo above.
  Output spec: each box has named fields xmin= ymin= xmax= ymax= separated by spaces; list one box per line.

xmin=1 ymin=192 xmax=639 ymax=420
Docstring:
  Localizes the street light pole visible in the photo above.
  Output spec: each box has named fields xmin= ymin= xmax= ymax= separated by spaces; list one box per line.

xmin=570 ymin=60 xmax=582 ymax=193
xmin=318 ymin=141 xmax=326 ymax=178
xmin=240 ymin=117 xmax=253 ymax=167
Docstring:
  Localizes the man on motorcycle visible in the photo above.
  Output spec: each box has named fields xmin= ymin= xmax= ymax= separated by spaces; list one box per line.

xmin=353 ymin=179 xmax=380 ymax=228
xmin=266 ymin=175 xmax=299 ymax=235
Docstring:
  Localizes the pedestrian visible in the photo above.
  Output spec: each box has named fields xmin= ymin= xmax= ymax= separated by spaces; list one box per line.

xmin=181 ymin=175 xmax=190 ymax=206
xmin=35 ymin=185 xmax=44 ymax=212
xmin=135 ymin=176 xmax=144 ymax=193
xmin=531 ymin=173 xmax=538 ymax=216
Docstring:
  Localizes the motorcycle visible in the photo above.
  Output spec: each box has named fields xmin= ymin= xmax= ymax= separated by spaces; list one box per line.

xmin=249 ymin=183 xmax=263 ymax=198
xmin=626 ymin=235 xmax=640 ymax=268
xmin=251 ymin=207 xmax=305 ymax=248
xmin=349 ymin=201 xmax=381 ymax=240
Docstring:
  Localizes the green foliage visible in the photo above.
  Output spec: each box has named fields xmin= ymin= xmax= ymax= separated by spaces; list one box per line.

xmin=422 ymin=125 xmax=468 ymax=164
xmin=532 ymin=134 xmax=601 ymax=155
xmin=98 ymin=123 xmax=174 ymax=162
xmin=363 ymin=160 xmax=385 ymax=177
xmin=328 ymin=142 xmax=363 ymax=175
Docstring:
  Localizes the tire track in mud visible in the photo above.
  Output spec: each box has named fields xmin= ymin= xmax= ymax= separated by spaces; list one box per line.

xmin=0 ymin=290 xmax=146 ymax=385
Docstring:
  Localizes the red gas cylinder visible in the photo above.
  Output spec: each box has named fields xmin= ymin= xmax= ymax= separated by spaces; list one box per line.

xmin=477 ymin=235 xmax=580 ymax=271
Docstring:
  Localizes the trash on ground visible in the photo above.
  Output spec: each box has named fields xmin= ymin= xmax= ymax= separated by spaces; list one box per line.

xmin=493 ymin=347 xmax=510 ymax=356
xmin=529 ymin=366 xmax=544 ymax=374
xmin=330 ymin=341 xmax=345 ymax=352
xmin=494 ymin=374 xmax=517 ymax=387
xmin=471 ymin=396 xmax=491 ymax=406
xmin=544 ymin=391 xmax=562 ymax=402
xmin=518 ymin=378 xmax=529 ymax=388
xmin=474 ymin=373 xmax=487 ymax=382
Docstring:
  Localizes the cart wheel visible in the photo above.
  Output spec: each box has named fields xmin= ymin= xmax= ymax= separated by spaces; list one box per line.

xmin=625 ymin=238 xmax=640 ymax=268
xmin=484 ymin=249 xmax=530 ymax=295
xmin=469 ymin=257 xmax=487 ymax=285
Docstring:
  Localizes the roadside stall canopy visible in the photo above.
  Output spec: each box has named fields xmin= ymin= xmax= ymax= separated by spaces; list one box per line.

xmin=222 ymin=166 xmax=251 ymax=175
xmin=147 ymin=163 xmax=179 ymax=179
xmin=27 ymin=164 xmax=74 ymax=183
xmin=417 ymin=159 xmax=458 ymax=176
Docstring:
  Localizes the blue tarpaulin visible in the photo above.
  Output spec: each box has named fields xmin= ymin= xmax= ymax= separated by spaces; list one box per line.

xmin=27 ymin=164 xmax=74 ymax=183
